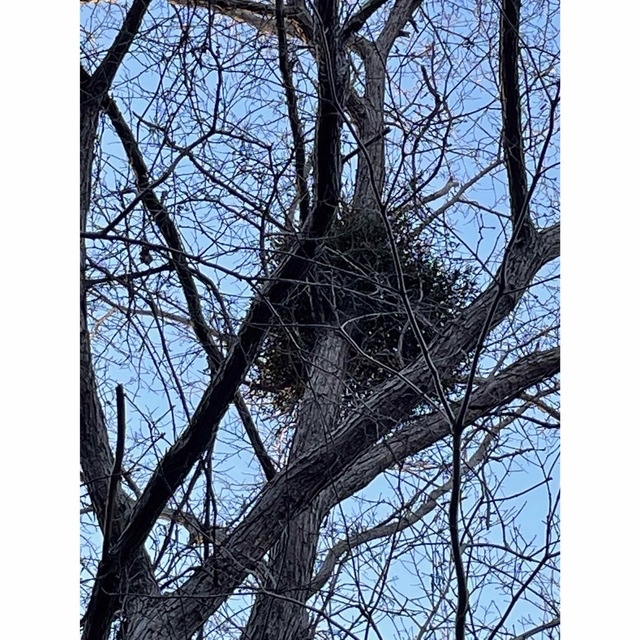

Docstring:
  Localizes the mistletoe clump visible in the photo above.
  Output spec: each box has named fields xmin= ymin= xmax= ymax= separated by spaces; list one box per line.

xmin=253 ymin=212 xmax=476 ymax=412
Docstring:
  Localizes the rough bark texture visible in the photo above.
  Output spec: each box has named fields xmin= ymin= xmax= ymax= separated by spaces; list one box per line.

xmin=117 ymin=210 xmax=558 ymax=640
xmin=242 ymin=333 xmax=349 ymax=640
xmin=240 ymin=7 xmax=399 ymax=635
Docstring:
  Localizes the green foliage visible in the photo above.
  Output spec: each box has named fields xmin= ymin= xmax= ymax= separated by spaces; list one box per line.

xmin=253 ymin=212 xmax=476 ymax=412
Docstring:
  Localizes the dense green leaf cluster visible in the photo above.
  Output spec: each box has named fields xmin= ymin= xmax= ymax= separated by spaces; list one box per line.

xmin=254 ymin=213 xmax=476 ymax=412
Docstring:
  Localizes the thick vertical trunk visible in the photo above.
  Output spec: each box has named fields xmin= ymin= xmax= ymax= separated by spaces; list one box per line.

xmin=350 ymin=51 xmax=387 ymax=224
xmin=242 ymin=30 xmax=391 ymax=640
xmin=80 ymin=86 xmax=108 ymax=517
xmin=80 ymin=107 xmax=98 ymax=238
xmin=242 ymin=332 xmax=349 ymax=640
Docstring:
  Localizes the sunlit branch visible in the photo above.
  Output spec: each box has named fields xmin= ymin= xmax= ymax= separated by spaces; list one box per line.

xmin=511 ymin=618 xmax=560 ymax=640
xmin=169 ymin=0 xmax=314 ymax=43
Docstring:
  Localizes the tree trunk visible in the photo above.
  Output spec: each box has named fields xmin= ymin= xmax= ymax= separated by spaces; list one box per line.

xmin=349 ymin=51 xmax=387 ymax=224
xmin=243 ymin=332 xmax=349 ymax=640
xmin=242 ymin=32 xmax=393 ymax=640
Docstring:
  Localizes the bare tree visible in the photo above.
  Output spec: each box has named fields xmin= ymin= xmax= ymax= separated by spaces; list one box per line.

xmin=80 ymin=1 xmax=559 ymax=639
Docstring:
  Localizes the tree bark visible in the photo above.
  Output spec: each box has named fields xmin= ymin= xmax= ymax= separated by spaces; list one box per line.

xmin=242 ymin=332 xmax=349 ymax=640
xmin=119 ymin=213 xmax=558 ymax=640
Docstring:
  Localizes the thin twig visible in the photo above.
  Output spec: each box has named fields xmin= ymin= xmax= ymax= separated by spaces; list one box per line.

xmin=275 ymin=0 xmax=310 ymax=225
xmin=309 ymin=427 xmax=499 ymax=594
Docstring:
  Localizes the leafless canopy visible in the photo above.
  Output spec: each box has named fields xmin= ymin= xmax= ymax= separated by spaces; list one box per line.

xmin=80 ymin=0 xmax=559 ymax=639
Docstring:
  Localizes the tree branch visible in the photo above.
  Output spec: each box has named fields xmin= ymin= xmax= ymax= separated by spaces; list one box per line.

xmin=412 ymin=160 xmax=502 ymax=235
xmin=102 ymin=92 xmax=278 ymax=482
xmin=499 ymin=0 xmax=531 ymax=233
xmin=320 ymin=347 xmax=559 ymax=535
xmin=84 ymin=0 xmax=152 ymax=100
xmin=511 ymin=617 xmax=560 ymax=640
xmin=82 ymin=3 xmax=345 ymax=627
xmin=377 ymin=0 xmax=423 ymax=54
xmin=101 ymin=385 xmax=127 ymax=558
xmin=342 ymin=0 xmax=393 ymax=39
xmin=169 ymin=0 xmax=314 ymax=44
xmin=126 ymin=241 xmax=559 ymax=636
xmin=309 ymin=425 xmax=503 ymax=594
xmin=103 ymin=96 xmax=218 ymax=362
xmin=275 ymin=0 xmax=310 ymax=225
xmin=486 ymin=550 xmax=559 ymax=640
